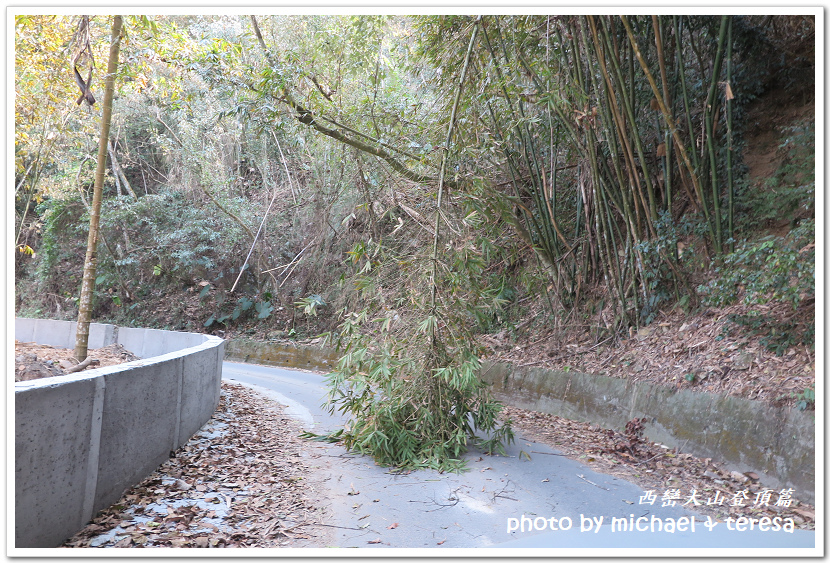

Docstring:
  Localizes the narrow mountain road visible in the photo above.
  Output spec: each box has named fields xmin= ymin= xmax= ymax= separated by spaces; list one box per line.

xmin=222 ymin=361 xmax=816 ymax=552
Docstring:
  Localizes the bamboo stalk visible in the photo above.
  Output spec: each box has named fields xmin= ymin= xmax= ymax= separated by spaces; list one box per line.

xmin=652 ymin=15 xmax=673 ymax=213
xmin=430 ymin=17 xmax=480 ymax=335
xmin=75 ymin=15 xmax=123 ymax=362
xmin=595 ymin=17 xmax=658 ymax=227
xmin=726 ymin=17 xmax=735 ymax=250
xmin=620 ymin=16 xmax=707 ymax=241
xmin=587 ymin=16 xmax=647 ymax=236
xmin=703 ymin=16 xmax=730 ymax=253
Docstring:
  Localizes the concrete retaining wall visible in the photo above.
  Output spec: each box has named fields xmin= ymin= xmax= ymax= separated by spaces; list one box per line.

xmin=14 ymin=318 xmax=224 ymax=548
xmin=225 ymin=337 xmax=340 ymax=371
xmin=225 ymin=339 xmax=815 ymax=504
xmin=480 ymin=361 xmax=815 ymax=504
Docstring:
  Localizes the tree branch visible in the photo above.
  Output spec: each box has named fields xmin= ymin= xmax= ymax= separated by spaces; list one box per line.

xmin=108 ymin=139 xmax=137 ymax=198
xmin=248 ymin=15 xmax=450 ymax=187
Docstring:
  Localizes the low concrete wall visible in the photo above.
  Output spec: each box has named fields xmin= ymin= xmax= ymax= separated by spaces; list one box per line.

xmin=225 ymin=339 xmax=815 ymax=504
xmin=481 ymin=361 xmax=815 ymax=504
xmin=14 ymin=318 xmax=224 ymax=548
xmin=225 ymin=337 xmax=340 ymax=372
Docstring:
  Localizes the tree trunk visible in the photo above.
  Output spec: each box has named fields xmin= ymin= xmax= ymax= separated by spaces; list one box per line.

xmin=74 ymin=15 xmax=123 ymax=362
xmin=108 ymin=139 xmax=137 ymax=198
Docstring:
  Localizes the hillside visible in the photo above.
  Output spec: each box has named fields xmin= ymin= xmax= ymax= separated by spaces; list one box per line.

xmin=484 ymin=77 xmax=815 ymax=408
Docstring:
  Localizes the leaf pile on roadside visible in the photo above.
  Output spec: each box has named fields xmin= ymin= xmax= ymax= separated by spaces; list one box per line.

xmin=63 ymin=383 xmax=324 ymax=548
xmin=501 ymin=405 xmax=815 ymax=528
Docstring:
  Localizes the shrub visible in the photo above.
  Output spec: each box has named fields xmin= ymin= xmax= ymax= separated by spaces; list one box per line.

xmin=699 ymin=219 xmax=814 ymax=310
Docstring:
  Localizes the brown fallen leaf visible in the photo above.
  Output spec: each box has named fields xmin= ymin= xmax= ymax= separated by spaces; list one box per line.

xmin=437 ymin=539 xmax=446 ymax=545
xmin=174 ymin=478 xmax=192 ymax=491
xmin=387 ymin=522 xmax=398 ymax=529
xmin=793 ymin=508 xmax=815 ymax=520
xmin=367 ymin=538 xmax=382 ymax=544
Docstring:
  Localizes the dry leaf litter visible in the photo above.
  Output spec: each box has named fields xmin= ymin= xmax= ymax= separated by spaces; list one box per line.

xmin=15 ymin=340 xmax=140 ymax=381
xmin=485 ymin=302 xmax=814 ymax=407
xmin=501 ymin=405 xmax=815 ymax=529
xmin=62 ymin=383 xmax=328 ymax=548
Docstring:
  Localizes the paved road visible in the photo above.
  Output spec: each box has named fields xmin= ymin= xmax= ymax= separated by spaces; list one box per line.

xmin=222 ymin=361 xmax=817 ymax=553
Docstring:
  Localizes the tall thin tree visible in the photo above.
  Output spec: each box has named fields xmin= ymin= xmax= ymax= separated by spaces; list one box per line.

xmin=74 ymin=15 xmax=123 ymax=362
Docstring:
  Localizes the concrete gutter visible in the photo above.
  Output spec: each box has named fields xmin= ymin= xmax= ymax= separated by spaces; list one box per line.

xmin=14 ymin=318 xmax=224 ymax=548
xmin=225 ymin=339 xmax=815 ymax=504
xmin=480 ymin=361 xmax=815 ymax=504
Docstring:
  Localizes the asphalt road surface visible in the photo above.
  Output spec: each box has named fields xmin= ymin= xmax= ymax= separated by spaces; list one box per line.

xmin=222 ymin=361 xmax=817 ymax=554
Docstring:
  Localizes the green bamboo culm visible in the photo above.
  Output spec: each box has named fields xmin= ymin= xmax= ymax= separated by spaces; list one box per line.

xmin=322 ymin=16 xmax=514 ymax=472
xmin=703 ymin=16 xmax=730 ymax=254
xmin=430 ymin=17 xmax=480 ymax=326
xmin=726 ymin=16 xmax=735 ymax=251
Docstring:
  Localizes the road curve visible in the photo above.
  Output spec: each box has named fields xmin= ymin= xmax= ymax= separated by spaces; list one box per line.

xmin=222 ymin=361 xmax=817 ymax=553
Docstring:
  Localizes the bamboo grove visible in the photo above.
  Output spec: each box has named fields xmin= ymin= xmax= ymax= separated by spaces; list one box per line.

xmin=418 ymin=15 xmax=757 ymax=332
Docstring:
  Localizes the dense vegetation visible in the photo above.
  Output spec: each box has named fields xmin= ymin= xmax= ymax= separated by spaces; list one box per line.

xmin=14 ymin=14 xmax=815 ymax=469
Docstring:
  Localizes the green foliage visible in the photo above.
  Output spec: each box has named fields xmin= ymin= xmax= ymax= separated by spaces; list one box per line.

xmin=636 ymin=212 xmax=682 ymax=324
xmin=323 ymin=309 xmax=513 ymax=471
xmin=98 ymin=189 xmax=251 ymax=284
xmin=700 ymin=217 xmax=814 ymax=355
xmin=254 ymin=300 xmax=274 ymax=319
xmin=295 ymin=294 xmax=326 ymax=317
xmin=792 ymin=386 xmax=815 ymax=411
xmin=322 ymin=184 xmax=514 ymax=471
xmin=736 ymin=121 xmax=814 ymax=228
xmin=35 ymin=196 xmax=86 ymax=290
xmin=719 ymin=312 xmax=813 ymax=356
xmin=777 ymin=385 xmax=815 ymax=411
xmin=15 ymin=15 xmax=816 ymax=396
xmin=204 ymin=294 xmax=272 ymax=328
xmin=411 ymin=14 xmax=768 ymax=331
xmin=699 ymin=219 xmax=814 ymax=310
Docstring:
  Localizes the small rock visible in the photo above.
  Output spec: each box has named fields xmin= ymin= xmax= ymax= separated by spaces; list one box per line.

xmin=730 ymin=470 xmax=749 ymax=483
xmin=59 ymin=359 xmax=78 ymax=369
xmin=703 ymin=470 xmax=719 ymax=480
xmin=731 ymin=352 xmax=754 ymax=370
xmin=636 ymin=327 xmax=653 ymax=341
